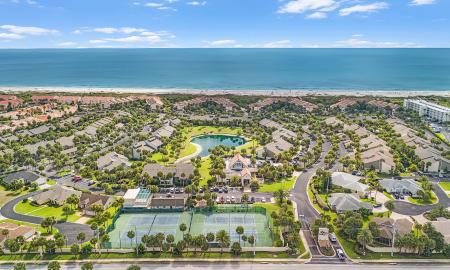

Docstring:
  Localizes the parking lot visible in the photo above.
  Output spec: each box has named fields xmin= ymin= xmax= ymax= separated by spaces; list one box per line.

xmin=158 ymin=186 xmax=273 ymax=204
xmin=55 ymin=174 xmax=103 ymax=193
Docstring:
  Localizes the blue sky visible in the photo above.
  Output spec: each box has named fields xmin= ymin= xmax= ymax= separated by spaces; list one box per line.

xmin=0 ymin=0 xmax=448 ymax=48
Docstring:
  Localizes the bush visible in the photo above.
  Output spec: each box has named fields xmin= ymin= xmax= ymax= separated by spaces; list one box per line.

xmin=274 ymin=239 xmax=283 ymax=247
xmin=315 ymin=194 xmax=329 ymax=211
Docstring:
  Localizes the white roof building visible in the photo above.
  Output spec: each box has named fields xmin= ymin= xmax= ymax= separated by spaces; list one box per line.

xmin=331 ymin=172 xmax=369 ymax=195
xmin=379 ymin=178 xmax=422 ymax=196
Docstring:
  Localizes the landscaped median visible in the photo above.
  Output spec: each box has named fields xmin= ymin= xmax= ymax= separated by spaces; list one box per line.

xmin=439 ymin=182 xmax=450 ymax=198
xmin=0 ymin=250 xmax=308 ymax=262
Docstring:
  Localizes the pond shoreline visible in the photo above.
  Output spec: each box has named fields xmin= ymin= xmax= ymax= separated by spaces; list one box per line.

xmin=175 ymin=133 xmax=247 ymax=163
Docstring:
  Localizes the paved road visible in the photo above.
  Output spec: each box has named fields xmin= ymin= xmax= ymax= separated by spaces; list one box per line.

xmin=389 ymin=181 xmax=450 ymax=216
xmin=1 ymin=262 xmax=449 ymax=270
xmin=289 ymin=139 xmax=350 ymax=264
xmin=0 ymin=191 xmax=93 ymax=245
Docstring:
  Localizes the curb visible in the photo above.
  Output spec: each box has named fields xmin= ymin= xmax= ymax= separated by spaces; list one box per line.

xmin=0 ymin=257 xmax=309 ymax=265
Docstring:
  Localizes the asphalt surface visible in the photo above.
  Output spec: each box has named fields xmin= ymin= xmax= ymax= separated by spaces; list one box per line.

xmin=1 ymin=262 xmax=448 ymax=270
xmin=289 ymin=138 xmax=350 ymax=264
xmin=0 ymin=190 xmax=93 ymax=245
xmin=389 ymin=181 xmax=450 ymax=215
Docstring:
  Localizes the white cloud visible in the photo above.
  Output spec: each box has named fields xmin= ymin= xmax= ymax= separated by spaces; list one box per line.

xmin=263 ymin=40 xmax=292 ymax=48
xmin=278 ymin=0 xmax=336 ymax=14
xmin=206 ymin=39 xmax=238 ymax=47
xmin=187 ymin=1 xmax=206 ymax=6
xmin=74 ymin=27 xmax=147 ymax=35
xmin=339 ymin=2 xmax=389 ymax=16
xmin=93 ymin=27 xmax=119 ymax=34
xmin=9 ymin=0 xmax=38 ymax=5
xmin=335 ymin=38 xmax=422 ymax=48
xmin=87 ymin=30 xmax=174 ymax=46
xmin=306 ymin=12 xmax=328 ymax=19
xmin=56 ymin=42 xmax=77 ymax=47
xmin=410 ymin=0 xmax=436 ymax=6
xmin=144 ymin=2 xmax=164 ymax=8
xmin=0 ymin=32 xmax=24 ymax=40
xmin=0 ymin=25 xmax=58 ymax=35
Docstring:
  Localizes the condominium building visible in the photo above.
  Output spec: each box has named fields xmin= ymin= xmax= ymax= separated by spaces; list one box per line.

xmin=404 ymin=99 xmax=450 ymax=123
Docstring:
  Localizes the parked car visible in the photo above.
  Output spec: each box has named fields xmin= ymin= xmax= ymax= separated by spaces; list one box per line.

xmin=261 ymin=198 xmax=266 ymax=203
xmin=166 ymin=193 xmax=172 ymax=198
xmin=73 ymin=175 xmax=82 ymax=182
xmin=231 ymin=196 xmax=236 ymax=203
xmin=329 ymin=233 xmax=337 ymax=242
xmin=226 ymin=196 xmax=231 ymax=204
xmin=87 ymin=180 xmax=96 ymax=186
xmin=220 ymin=197 xmax=225 ymax=203
xmin=336 ymin=249 xmax=345 ymax=260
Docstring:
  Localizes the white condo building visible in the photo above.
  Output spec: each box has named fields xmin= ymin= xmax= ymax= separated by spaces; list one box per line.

xmin=404 ymin=99 xmax=450 ymax=123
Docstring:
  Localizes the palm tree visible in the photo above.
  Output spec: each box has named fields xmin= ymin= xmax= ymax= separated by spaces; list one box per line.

xmin=247 ymin=235 xmax=256 ymax=256
xmin=235 ymin=226 xmax=244 ymax=245
xmin=273 ymin=189 xmax=288 ymax=205
xmin=206 ymin=232 xmax=215 ymax=254
xmin=179 ymin=223 xmax=187 ymax=236
xmin=166 ymin=234 xmax=175 ymax=252
xmin=215 ymin=230 xmax=230 ymax=254
xmin=357 ymin=229 xmax=373 ymax=255
xmin=77 ymin=232 xmax=86 ymax=244
xmin=127 ymin=230 xmax=136 ymax=249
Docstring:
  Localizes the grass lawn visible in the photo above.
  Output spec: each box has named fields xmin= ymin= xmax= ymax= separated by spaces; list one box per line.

xmin=56 ymin=169 xmax=72 ymax=177
xmin=383 ymin=191 xmax=394 ymax=200
xmin=178 ymin=143 xmax=198 ymax=159
xmin=198 ymin=157 xmax=212 ymax=187
xmin=253 ymin=202 xmax=306 ymax=255
xmin=14 ymin=201 xmax=81 ymax=222
xmin=0 ymin=186 xmax=27 ymax=207
xmin=0 ymin=219 xmax=55 ymax=234
xmin=46 ymin=179 xmax=57 ymax=185
xmin=337 ymin=233 xmax=449 ymax=259
xmin=0 ymin=250 xmax=299 ymax=261
xmin=439 ymin=182 xmax=450 ymax=191
xmin=436 ymin=133 xmax=449 ymax=144
xmin=406 ymin=191 xmax=438 ymax=205
xmin=259 ymin=176 xmax=296 ymax=192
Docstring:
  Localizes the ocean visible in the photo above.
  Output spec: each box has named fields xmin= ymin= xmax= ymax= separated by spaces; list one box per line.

xmin=0 ymin=48 xmax=449 ymax=91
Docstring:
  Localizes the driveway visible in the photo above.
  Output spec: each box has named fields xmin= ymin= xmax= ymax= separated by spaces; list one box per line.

xmin=0 ymin=190 xmax=93 ymax=245
xmin=389 ymin=181 xmax=450 ymax=215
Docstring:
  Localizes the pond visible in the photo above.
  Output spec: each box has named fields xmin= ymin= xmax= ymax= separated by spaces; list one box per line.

xmin=190 ymin=134 xmax=246 ymax=157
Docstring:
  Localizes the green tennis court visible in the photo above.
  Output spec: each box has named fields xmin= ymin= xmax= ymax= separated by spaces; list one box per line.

xmin=107 ymin=207 xmax=273 ymax=248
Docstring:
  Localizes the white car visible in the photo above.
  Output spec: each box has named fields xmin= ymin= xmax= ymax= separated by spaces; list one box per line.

xmin=329 ymin=233 xmax=337 ymax=242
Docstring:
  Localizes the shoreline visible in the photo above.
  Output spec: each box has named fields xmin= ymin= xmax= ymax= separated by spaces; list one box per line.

xmin=0 ymin=86 xmax=449 ymax=97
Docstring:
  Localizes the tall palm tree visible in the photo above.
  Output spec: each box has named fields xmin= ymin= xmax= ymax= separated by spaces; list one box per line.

xmin=127 ymin=230 xmax=135 ymax=249
xmin=357 ymin=229 xmax=373 ymax=255
xmin=215 ymin=230 xmax=230 ymax=254
xmin=235 ymin=226 xmax=244 ymax=245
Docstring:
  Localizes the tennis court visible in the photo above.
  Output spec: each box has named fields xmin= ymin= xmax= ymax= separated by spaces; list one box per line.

xmin=190 ymin=211 xmax=272 ymax=247
xmin=108 ymin=207 xmax=273 ymax=248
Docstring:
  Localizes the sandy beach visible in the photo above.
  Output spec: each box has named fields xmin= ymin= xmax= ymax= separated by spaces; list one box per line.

xmin=0 ymin=86 xmax=449 ymax=97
